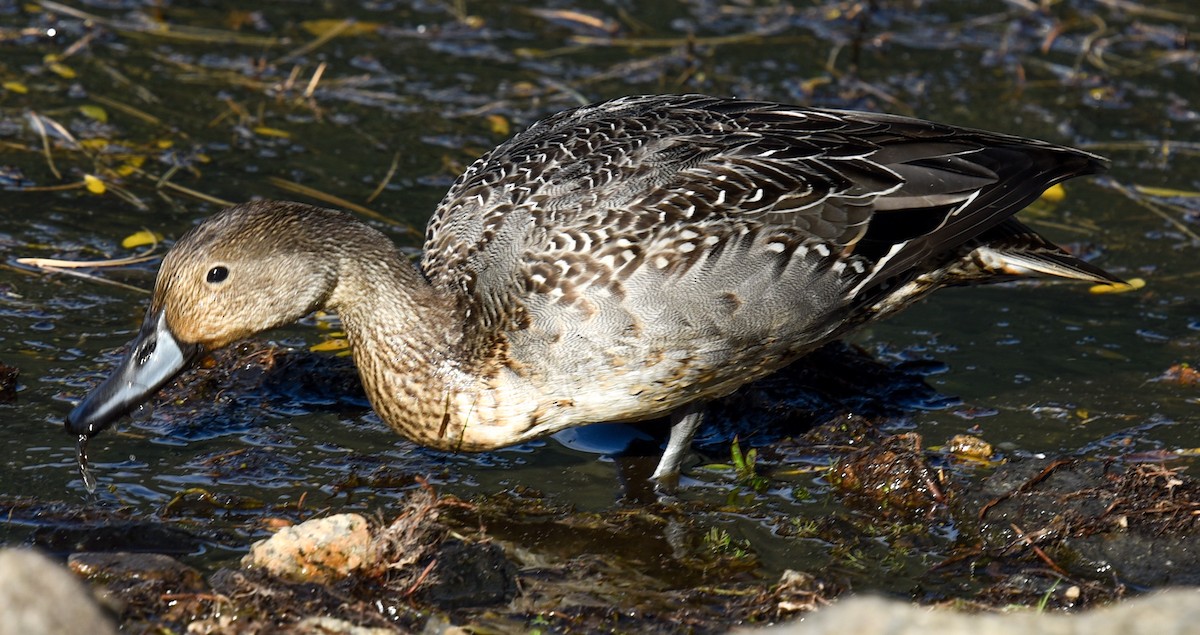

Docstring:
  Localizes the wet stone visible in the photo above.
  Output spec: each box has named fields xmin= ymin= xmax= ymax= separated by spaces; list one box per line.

xmin=243 ymin=512 xmax=374 ymax=584
xmin=944 ymin=434 xmax=994 ymax=460
xmin=68 ymin=552 xmax=210 ymax=629
xmin=419 ymin=538 xmax=518 ymax=609
xmin=30 ymin=521 xmax=205 ymax=556
xmin=68 ymin=551 xmax=207 ymax=589
xmin=962 ymin=459 xmax=1200 ymax=591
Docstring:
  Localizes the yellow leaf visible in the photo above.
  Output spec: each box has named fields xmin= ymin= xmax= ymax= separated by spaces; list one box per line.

xmin=156 ymin=139 xmax=173 ymax=149
xmin=83 ymin=174 xmax=106 ymax=195
xmin=253 ymin=126 xmax=291 ymax=138
xmin=1090 ymin=277 xmax=1146 ymax=294
xmin=310 ymin=338 xmax=350 ymax=352
xmin=1039 ymin=183 xmax=1065 ymax=203
xmin=79 ymin=104 xmax=108 ymax=123
xmin=486 ymin=114 xmax=510 ymax=137
xmin=300 ymin=19 xmax=381 ymax=37
xmin=115 ymin=155 xmax=147 ymax=177
xmin=121 ymin=230 xmax=163 ymax=249
xmin=3 ymin=81 xmax=28 ymax=94
xmin=79 ymin=138 xmax=109 ymax=150
xmin=47 ymin=62 xmax=76 ymax=79
xmin=511 ymin=81 xmax=538 ymax=96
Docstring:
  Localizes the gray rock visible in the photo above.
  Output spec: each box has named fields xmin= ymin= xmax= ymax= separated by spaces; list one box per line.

xmin=0 ymin=548 xmax=118 ymax=635
xmin=737 ymin=589 xmax=1200 ymax=635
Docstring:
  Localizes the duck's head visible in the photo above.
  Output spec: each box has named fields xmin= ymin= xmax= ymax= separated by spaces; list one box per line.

xmin=66 ymin=201 xmax=345 ymax=438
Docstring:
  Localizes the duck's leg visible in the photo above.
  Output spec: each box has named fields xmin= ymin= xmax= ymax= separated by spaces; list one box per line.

xmin=651 ymin=402 xmax=705 ymax=490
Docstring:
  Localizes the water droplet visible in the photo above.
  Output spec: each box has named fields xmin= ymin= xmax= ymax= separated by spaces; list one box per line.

xmin=76 ymin=434 xmax=96 ymax=494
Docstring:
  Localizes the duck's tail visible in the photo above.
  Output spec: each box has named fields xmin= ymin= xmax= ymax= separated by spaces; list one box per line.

xmin=953 ymin=218 xmax=1126 ymax=286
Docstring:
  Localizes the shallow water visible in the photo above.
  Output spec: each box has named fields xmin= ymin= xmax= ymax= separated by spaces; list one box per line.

xmin=1 ymin=0 xmax=1197 ymax=601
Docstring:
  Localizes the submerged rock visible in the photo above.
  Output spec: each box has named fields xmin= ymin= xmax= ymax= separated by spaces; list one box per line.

xmin=963 ymin=459 xmax=1200 ymax=590
xmin=0 ymin=548 xmax=118 ymax=635
xmin=418 ymin=538 xmax=518 ymax=609
xmin=68 ymin=551 xmax=210 ymax=629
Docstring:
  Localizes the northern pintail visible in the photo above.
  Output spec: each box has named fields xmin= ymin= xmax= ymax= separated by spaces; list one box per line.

xmin=66 ymin=94 xmax=1124 ymax=486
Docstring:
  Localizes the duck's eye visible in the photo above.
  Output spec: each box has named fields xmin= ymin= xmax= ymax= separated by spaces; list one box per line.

xmin=206 ymin=266 xmax=229 ymax=284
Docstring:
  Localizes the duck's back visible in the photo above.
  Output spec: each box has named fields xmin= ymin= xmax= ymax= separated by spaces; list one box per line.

xmin=418 ymin=94 xmax=1115 ymax=423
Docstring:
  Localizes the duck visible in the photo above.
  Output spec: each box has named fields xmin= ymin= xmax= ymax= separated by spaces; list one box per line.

xmin=66 ymin=94 xmax=1125 ymax=486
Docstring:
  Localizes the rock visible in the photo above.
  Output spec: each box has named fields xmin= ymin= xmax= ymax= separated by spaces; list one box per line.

xmin=68 ymin=552 xmax=209 ymax=629
xmin=960 ymin=459 xmax=1200 ymax=589
xmin=68 ymin=551 xmax=206 ymax=588
xmin=419 ymin=538 xmax=518 ymax=609
xmin=31 ymin=521 xmax=205 ymax=555
xmin=736 ymin=589 xmax=1200 ymax=635
xmin=243 ymin=513 xmax=374 ymax=583
xmin=0 ymin=548 xmax=118 ymax=635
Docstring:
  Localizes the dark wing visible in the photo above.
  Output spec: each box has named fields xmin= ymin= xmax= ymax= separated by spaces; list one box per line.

xmin=420 ymin=94 xmax=1114 ymax=331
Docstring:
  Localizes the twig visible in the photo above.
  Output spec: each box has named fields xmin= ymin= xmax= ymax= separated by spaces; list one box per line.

xmin=266 ymin=176 xmax=415 ymax=231
xmin=88 ymin=93 xmax=164 ymax=126
xmin=980 ymin=458 xmax=1074 ymax=521
xmin=303 ymin=61 xmax=327 ymax=98
xmin=155 ymin=179 xmax=235 ymax=207
xmin=1081 ymin=140 xmax=1200 ymax=156
xmin=569 ymin=32 xmax=772 ymax=48
xmin=26 ymin=111 xmax=62 ymax=180
xmin=1094 ymin=0 xmax=1198 ymax=22
xmin=367 ymin=151 xmax=401 ymax=204
xmin=1105 ymin=180 xmax=1200 ymax=244
xmin=404 ymin=558 xmax=438 ymax=597
xmin=17 ymin=253 xmax=159 ymax=269
xmin=1009 ymin=523 xmax=1071 ymax=577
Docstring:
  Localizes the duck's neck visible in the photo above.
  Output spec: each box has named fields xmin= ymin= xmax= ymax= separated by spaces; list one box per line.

xmin=324 ymin=233 xmax=473 ymax=446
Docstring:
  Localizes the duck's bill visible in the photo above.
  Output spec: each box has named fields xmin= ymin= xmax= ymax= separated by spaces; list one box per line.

xmin=66 ymin=309 xmax=202 ymax=438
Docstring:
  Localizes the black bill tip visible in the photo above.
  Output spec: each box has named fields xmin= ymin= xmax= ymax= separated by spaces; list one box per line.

xmin=66 ymin=310 xmax=201 ymax=438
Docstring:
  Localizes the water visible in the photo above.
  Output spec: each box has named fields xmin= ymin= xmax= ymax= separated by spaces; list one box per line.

xmin=1 ymin=0 xmax=1197 ymax=596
